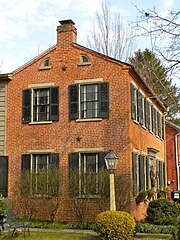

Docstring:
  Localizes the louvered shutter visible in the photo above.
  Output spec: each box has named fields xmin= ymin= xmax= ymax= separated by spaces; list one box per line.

xmin=21 ymin=154 xmax=31 ymax=172
xmin=69 ymin=85 xmax=79 ymax=120
xmin=139 ymin=155 xmax=145 ymax=191
xmin=131 ymin=83 xmax=136 ymax=120
xmin=159 ymin=161 xmax=163 ymax=188
xmin=156 ymin=159 xmax=159 ymax=190
xmin=138 ymin=90 xmax=143 ymax=125
xmin=69 ymin=152 xmax=79 ymax=197
xmin=50 ymin=87 xmax=59 ymax=121
xmin=22 ymin=89 xmax=31 ymax=123
xmin=146 ymin=156 xmax=149 ymax=190
xmin=132 ymin=152 xmax=137 ymax=196
xmin=99 ymin=82 xmax=109 ymax=118
xmin=0 ymin=156 xmax=8 ymax=196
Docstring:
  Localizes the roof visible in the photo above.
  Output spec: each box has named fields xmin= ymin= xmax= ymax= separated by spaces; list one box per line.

xmin=0 ymin=73 xmax=12 ymax=81
xmin=8 ymin=37 xmax=166 ymax=111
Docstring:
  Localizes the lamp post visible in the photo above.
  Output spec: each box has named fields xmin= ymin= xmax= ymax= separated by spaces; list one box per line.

xmin=104 ymin=149 xmax=118 ymax=211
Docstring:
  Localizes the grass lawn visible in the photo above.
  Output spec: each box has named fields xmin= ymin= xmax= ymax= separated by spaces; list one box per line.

xmin=0 ymin=231 xmax=172 ymax=240
xmin=0 ymin=231 xmax=97 ymax=240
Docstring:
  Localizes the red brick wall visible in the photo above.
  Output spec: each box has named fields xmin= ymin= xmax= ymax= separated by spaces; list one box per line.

xmin=166 ymin=123 xmax=179 ymax=194
xmin=5 ymin=22 xmax=165 ymax=222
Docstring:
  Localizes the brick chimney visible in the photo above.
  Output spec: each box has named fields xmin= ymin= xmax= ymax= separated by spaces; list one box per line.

xmin=57 ymin=19 xmax=77 ymax=49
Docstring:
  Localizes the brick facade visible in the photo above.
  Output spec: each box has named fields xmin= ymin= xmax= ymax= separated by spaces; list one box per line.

xmin=166 ymin=122 xmax=180 ymax=198
xmin=5 ymin=20 xmax=166 ymax=222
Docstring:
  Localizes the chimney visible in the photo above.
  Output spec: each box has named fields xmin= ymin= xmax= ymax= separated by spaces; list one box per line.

xmin=57 ymin=19 xmax=77 ymax=49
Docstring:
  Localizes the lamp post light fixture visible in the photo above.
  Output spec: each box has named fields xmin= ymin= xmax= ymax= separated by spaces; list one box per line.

xmin=104 ymin=149 xmax=118 ymax=211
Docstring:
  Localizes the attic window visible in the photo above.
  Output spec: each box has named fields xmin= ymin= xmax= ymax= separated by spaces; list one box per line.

xmin=79 ymin=55 xmax=91 ymax=65
xmin=39 ymin=58 xmax=51 ymax=70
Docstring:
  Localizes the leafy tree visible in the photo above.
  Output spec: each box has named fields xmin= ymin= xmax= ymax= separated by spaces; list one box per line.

xmin=129 ymin=49 xmax=180 ymax=123
xmin=86 ymin=0 xmax=136 ymax=62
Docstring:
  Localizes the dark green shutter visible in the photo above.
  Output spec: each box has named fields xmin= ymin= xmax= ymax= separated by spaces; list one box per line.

xmin=50 ymin=153 xmax=59 ymax=168
xmin=138 ymin=90 xmax=143 ymax=125
xmin=132 ymin=152 xmax=137 ymax=196
xmin=139 ymin=155 xmax=145 ymax=191
xmin=0 ymin=156 xmax=8 ymax=197
xmin=146 ymin=157 xmax=149 ymax=190
xmin=50 ymin=87 xmax=59 ymax=121
xmin=152 ymin=107 xmax=157 ymax=134
xmin=159 ymin=161 xmax=163 ymax=188
xmin=99 ymin=82 xmax=109 ymax=118
xmin=99 ymin=152 xmax=108 ymax=170
xmin=69 ymin=84 xmax=78 ymax=120
xmin=146 ymin=101 xmax=151 ymax=131
xmin=69 ymin=152 xmax=79 ymax=197
xmin=21 ymin=154 xmax=31 ymax=172
xmin=157 ymin=112 xmax=161 ymax=137
xmin=22 ymin=89 xmax=31 ymax=123
xmin=131 ymin=83 xmax=136 ymax=120
xmin=156 ymin=159 xmax=159 ymax=190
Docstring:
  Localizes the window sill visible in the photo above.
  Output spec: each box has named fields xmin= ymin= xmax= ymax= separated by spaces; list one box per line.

xmin=29 ymin=121 xmax=53 ymax=125
xmin=78 ymin=62 xmax=91 ymax=66
xmin=133 ymin=120 xmax=139 ymax=125
xmin=142 ymin=125 xmax=147 ymax=130
xmin=38 ymin=66 xmax=51 ymax=70
xmin=76 ymin=118 xmax=102 ymax=122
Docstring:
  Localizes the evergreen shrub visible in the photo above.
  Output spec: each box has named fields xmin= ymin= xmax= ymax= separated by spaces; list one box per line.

xmin=146 ymin=199 xmax=180 ymax=225
xmin=95 ymin=210 xmax=136 ymax=240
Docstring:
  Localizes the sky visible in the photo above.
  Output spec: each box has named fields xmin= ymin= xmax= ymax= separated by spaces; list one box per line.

xmin=0 ymin=0 xmax=179 ymax=86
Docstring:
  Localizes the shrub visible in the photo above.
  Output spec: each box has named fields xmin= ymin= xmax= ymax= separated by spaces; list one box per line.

xmin=96 ymin=210 xmax=136 ymax=240
xmin=174 ymin=216 xmax=180 ymax=240
xmin=136 ymin=222 xmax=175 ymax=234
xmin=146 ymin=199 xmax=180 ymax=225
xmin=136 ymin=191 xmax=147 ymax=204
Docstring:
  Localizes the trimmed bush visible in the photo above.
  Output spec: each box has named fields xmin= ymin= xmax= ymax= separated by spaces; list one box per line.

xmin=96 ymin=210 xmax=136 ymax=240
xmin=146 ymin=199 xmax=180 ymax=225
xmin=136 ymin=222 xmax=175 ymax=235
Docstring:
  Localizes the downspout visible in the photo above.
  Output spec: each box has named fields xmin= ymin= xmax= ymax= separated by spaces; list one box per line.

xmin=175 ymin=132 xmax=180 ymax=190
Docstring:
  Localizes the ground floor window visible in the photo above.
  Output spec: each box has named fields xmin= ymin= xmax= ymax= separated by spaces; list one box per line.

xmin=21 ymin=153 xmax=59 ymax=196
xmin=69 ymin=152 xmax=107 ymax=196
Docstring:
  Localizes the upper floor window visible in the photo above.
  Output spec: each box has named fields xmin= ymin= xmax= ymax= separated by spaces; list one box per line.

xmin=39 ymin=58 xmax=51 ymax=70
xmin=22 ymin=86 xmax=59 ymax=123
xmin=131 ymin=82 xmax=164 ymax=139
xmin=79 ymin=55 xmax=91 ymax=65
xmin=69 ymin=82 xmax=109 ymax=120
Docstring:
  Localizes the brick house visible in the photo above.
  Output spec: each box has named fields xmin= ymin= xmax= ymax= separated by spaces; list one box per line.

xmin=166 ymin=121 xmax=180 ymax=197
xmin=2 ymin=20 xmax=166 ymax=222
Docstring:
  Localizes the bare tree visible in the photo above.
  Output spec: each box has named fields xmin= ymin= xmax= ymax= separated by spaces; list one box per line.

xmin=87 ymin=0 xmax=137 ymax=62
xmin=133 ymin=7 xmax=180 ymax=78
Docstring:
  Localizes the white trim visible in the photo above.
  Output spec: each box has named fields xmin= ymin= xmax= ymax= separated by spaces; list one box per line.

xmin=75 ymin=78 xmax=103 ymax=84
xmin=29 ymin=121 xmax=53 ymax=125
xmin=27 ymin=149 xmax=54 ymax=154
xmin=28 ymin=82 xmax=55 ymax=88
xmin=75 ymin=147 xmax=104 ymax=153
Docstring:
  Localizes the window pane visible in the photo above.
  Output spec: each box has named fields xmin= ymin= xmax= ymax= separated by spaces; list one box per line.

xmin=81 ymin=153 xmax=98 ymax=195
xmin=80 ymin=84 xmax=98 ymax=119
xmin=33 ymin=88 xmax=50 ymax=121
